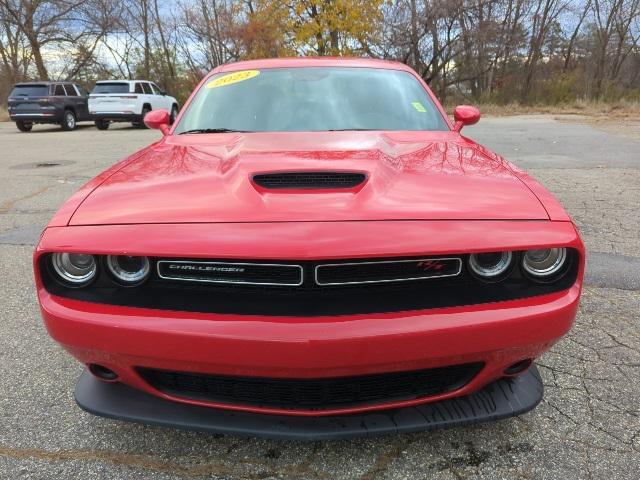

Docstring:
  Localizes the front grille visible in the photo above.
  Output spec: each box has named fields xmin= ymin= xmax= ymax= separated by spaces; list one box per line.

xmin=138 ymin=363 xmax=483 ymax=410
xmin=40 ymin=251 xmax=580 ymax=316
xmin=252 ymin=171 xmax=366 ymax=189
xmin=157 ymin=257 xmax=460 ymax=287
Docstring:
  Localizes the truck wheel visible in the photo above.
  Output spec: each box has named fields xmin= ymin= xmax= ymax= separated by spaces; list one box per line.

xmin=134 ymin=106 xmax=151 ymax=129
xmin=170 ymin=105 xmax=179 ymax=124
xmin=16 ymin=121 xmax=33 ymax=132
xmin=95 ymin=119 xmax=110 ymax=130
xmin=61 ymin=110 xmax=77 ymax=131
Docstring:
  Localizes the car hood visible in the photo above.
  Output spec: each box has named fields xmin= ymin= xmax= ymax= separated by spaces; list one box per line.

xmin=69 ymin=131 xmax=549 ymax=225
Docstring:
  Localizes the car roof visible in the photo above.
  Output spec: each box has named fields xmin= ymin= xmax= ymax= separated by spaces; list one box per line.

xmin=95 ymin=80 xmax=153 ymax=84
xmin=13 ymin=81 xmax=77 ymax=86
xmin=213 ymin=57 xmax=413 ymax=75
xmin=13 ymin=81 xmax=85 ymax=89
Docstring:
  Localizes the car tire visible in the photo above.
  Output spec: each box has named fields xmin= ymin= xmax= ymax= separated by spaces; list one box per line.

xmin=135 ymin=106 xmax=151 ymax=129
xmin=170 ymin=105 xmax=179 ymax=125
xmin=61 ymin=110 xmax=76 ymax=131
xmin=16 ymin=121 xmax=33 ymax=132
xmin=95 ymin=119 xmax=110 ymax=130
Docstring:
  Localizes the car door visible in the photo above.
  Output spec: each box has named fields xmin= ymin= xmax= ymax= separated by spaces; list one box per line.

xmin=144 ymin=82 xmax=163 ymax=110
xmin=140 ymin=82 xmax=153 ymax=110
xmin=52 ymin=83 xmax=67 ymax=117
xmin=133 ymin=81 xmax=144 ymax=110
xmin=65 ymin=84 xmax=89 ymax=120
xmin=150 ymin=83 xmax=171 ymax=110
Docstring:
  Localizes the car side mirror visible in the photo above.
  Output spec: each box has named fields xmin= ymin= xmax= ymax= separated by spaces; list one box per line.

xmin=453 ymin=105 xmax=480 ymax=132
xmin=144 ymin=109 xmax=170 ymax=135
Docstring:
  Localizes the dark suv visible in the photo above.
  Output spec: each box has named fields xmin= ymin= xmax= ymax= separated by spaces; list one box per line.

xmin=7 ymin=82 xmax=91 ymax=132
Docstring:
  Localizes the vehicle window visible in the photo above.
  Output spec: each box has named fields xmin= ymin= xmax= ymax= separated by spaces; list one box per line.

xmin=92 ymin=82 xmax=130 ymax=94
xmin=9 ymin=85 xmax=49 ymax=97
xmin=134 ymin=83 xmax=144 ymax=94
xmin=150 ymin=83 xmax=161 ymax=95
xmin=53 ymin=84 xmax=66 ymax=96
xmin=175 ymin=67 xmax=449 ymax=133
xmin=63 ymin=84 xmax=76 ymax=96
xmin=75 ymin=85 xmax=87 ymax=96
xmin=142 ymin=83 xmax=152 ymax=94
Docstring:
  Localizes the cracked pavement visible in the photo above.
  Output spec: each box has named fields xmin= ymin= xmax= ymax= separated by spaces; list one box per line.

xmin=0 ymin=117 xmax=638 ymax=479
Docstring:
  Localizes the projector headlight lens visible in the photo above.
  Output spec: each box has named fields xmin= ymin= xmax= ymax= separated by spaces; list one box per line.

xmin=106 ymin=255 xmax=150 ymax=285
xmin=51 ymin=253 xmax=97 ymax=286
xmin=522 ymin=248 xmax=567 ymax=278
xmin=468 ymin=251 xmax=513 ymax=280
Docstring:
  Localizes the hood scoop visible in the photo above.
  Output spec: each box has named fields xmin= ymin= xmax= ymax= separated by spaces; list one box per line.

xmin=252 ymin=171 xmax=367 ymax=190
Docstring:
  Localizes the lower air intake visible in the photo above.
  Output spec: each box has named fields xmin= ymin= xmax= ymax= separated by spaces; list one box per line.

xmin=137 ymin=362 xmax=483 ymax=411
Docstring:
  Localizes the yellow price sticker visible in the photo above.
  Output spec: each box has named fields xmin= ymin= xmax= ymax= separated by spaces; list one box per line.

xmin=412 ymin=101 xmax=427 ymax=113
xmin=206 ymin=70 xmax=260 ymax=89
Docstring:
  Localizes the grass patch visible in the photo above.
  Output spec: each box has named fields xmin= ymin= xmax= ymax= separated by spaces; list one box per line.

xmin=444 ymin=99 xmax=640 ymax=119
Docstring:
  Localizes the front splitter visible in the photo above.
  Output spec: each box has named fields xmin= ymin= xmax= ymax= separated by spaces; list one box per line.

xmin=75 ymin=366 xmax=543 ymax=440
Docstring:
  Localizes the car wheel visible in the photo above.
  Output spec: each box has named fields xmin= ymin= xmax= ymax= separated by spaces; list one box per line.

xmin=136 ymin=106 xmax=151 ymax=129
xmin=61 ymin=110 xmax=76 ymax=131
xmin=95 ymin=119 xmax=110 ymax=130
xmin=170 ymin=105 xmax=179 ymax=125
xmin=16 ymin=121 xmax=33 ymax=132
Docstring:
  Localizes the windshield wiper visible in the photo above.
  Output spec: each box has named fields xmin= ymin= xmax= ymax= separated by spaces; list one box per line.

xmin=178 ymin=128 xmax=251 ymax=134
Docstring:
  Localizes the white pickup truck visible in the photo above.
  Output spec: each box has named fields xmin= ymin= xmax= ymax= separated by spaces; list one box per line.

xmin=89 ymin=80 xmax=179 ymax=130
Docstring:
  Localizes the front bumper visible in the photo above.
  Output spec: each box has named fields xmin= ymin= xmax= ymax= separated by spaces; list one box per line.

xmin=75 ymin=365 xmax=543 ymax=440
xmin=40 ymin=282 xmax=579 ymax=417
xmin=36 ymin=220 xmax=584 ymax=423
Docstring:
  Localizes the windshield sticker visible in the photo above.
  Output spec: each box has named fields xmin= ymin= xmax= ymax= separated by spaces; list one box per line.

xmin=412 ymin=101 xmax=427 ymax=113
xmin=206 ymin=70 xmax=260 ymax=89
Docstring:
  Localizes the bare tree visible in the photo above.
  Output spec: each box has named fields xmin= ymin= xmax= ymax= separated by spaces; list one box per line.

xmin=563 ymin=0 xmax=592 ymax=71
xmin=521 ymin=0 xmax=569 ymax=102
xmin=0 ymin=2 xmax=32 ymax=83
xmin=0 ymin=0 xmax=90 ymax=79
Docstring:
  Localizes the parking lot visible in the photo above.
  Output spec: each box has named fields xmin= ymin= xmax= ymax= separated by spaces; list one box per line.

xmin=0 ymin=117 xmax=638 ymax=479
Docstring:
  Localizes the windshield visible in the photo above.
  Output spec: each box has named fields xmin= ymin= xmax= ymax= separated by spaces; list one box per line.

xmin=10 ymin=85 xmax=49 ymax=97
xmin=91 ymin=82 xmax=130 ymax=94
xmin=175 ymin=67 xmax=448 ymax=133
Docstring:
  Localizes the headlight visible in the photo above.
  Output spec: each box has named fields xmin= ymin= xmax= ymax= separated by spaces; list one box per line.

xmin=106 ymin=255 xmax=150 ymax=285
xmin=468 ymin=251 xmax=513 ymax=281
xmin=51 ymin=253 xmax=97 ymax=286
xmin=522 ymin=248 xmax=567 ymax=279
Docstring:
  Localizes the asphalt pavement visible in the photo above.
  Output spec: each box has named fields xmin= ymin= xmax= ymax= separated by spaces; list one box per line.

xmin=0 ymin=117 xmax=638 ymax=479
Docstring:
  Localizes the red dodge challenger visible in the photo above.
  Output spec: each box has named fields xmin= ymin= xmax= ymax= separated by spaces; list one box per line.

xmin=34 ymin=58 xmax=584 ymax=439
